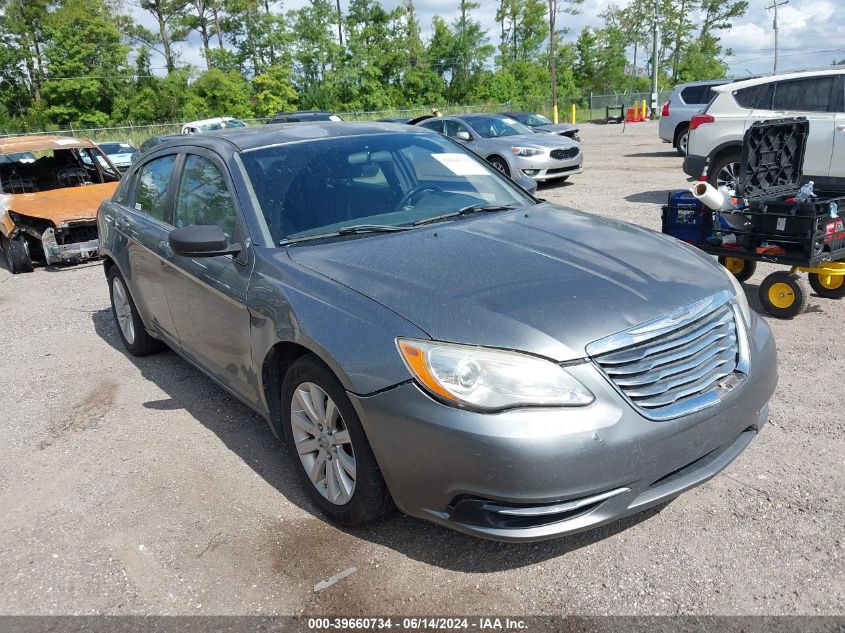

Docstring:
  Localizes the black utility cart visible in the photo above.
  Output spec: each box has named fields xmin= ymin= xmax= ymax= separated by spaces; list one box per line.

xmin=663 ymin=117 xmax=845 ymax=318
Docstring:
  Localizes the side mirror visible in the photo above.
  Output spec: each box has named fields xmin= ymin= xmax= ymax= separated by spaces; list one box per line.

xmin=514 ymin=175 xmax=538 ymax=196
xmin=169 ymin=225 xmax=242 ymax=258
xmin=455 ymin=130 xmax=472 ymax=142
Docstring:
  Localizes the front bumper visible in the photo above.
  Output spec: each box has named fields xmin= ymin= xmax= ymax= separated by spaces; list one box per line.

xmin=350 ymin=314 xmax=777 ymax=542
xmin=515 ymin=153 xmax=583 ymax=181
xmin=42 ymin=227 xmax=98 ymax=265
xmin=683 ymin=153 xmax=707 ymax=179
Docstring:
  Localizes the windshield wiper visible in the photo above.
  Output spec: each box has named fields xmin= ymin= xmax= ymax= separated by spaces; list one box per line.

xmin=280 ymin=224 xmax=412 ymax=245
xmin=413 ymin=204 xmax=517 ymax=226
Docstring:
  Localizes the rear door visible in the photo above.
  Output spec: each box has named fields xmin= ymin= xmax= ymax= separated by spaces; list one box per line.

xmin=746 ymin=75 xmax=838 ymax=179
xmin=159 ymin=149 xmax=257 ymax=402
xmin=118 ymin=153 xmax=180 ymax=345
xmin=827 ymin=74 xmax=845 ymax=182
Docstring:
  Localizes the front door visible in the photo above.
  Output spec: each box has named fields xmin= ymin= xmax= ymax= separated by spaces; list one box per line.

xmin=121 ymin=153 xmax=180 ymax=345
xmin=159 ymin=150 xmax=257 ymax=402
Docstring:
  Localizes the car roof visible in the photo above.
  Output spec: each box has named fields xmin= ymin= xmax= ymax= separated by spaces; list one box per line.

xmin=674 ymin=79 xmax=730 ymax=89
xmin=714 ymin=68 xmax=845 ymax=93
xmin=0 ymin=135 xmax=98 ymax=154
xmin=145 ymin=121 xmax=434 ymax=154
xmin=183 ymin=117 xmax=239 ymax=127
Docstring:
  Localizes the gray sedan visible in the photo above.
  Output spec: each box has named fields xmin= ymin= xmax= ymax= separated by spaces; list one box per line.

xmin=417 ymin=114 xmax=582 ymax=182
xmin=98 ymin=122 xmax=777 ymax=542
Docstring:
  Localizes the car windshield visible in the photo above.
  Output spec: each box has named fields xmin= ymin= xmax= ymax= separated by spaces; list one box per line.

xmin=522 ymin=114 xmax=552 ymax=126
xmin=463 ymin=115 xmax=534 ymax=138
xmin=241 ymin=132 xmax=533 ymax=243
xmin=100 ymin=143 xmax=135 ymax=155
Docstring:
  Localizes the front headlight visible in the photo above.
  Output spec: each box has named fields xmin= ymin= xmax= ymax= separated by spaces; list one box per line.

xmin=396 ymin=338 xmax=594 ymax=411
xmin=723 ymin=266 xmax=752 ymax=328
xmin=511 ymin=146 xmax=542 ymax=157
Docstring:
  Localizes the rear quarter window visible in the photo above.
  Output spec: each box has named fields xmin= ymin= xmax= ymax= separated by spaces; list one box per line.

xmin=733 ymin=83 xmax=773 ymax=109
xmin=680 ymin=85 xmax=708 ymax=104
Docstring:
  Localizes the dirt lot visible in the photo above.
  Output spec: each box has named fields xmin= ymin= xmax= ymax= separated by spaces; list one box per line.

xmin=0 ymin=121 xmax=842 ymax=616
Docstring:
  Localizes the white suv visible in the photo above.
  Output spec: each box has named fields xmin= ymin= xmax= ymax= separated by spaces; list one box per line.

xmin=684 ymin=69 xmax=845 ymax=190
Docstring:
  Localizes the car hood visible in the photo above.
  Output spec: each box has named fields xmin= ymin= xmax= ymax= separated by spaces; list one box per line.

xmin=2 ymin=182 xmax=118 ymax=224
xmin=490 ymin=133 xmax=578 ymax=150
xmin=536 ymin=123 xmax=578 ymax=134
xmin=286 ymin=204 xmax=732 ymax=361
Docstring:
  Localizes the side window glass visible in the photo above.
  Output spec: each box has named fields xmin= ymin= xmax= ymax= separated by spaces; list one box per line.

xmin=174 ymin=155 xmax=237 ymax=239
xmin=420 ymin=119 xmax=443 ymax=133
xmin=681 ymin=85 xmax=707 ymax=104
xmin=444 ymin=120 xmax=469 ymax=138
xmin=772 ymin=77 xmax=836 ymax=112
xmin=134 ymin=154 xmax=176 ymax=222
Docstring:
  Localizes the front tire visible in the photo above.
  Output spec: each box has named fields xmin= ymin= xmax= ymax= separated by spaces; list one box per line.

xmin=281 ymin=355 xmax=392 ymax=527
xmin=2 ymin=234 xmax=34 ymax=274
xmin=108 ymin=267 xmax=163 ymax=356
xmin=759 ymin=271 xmax=807 ymax=319
xmin=718 ymin=256 xmax=756 ymax=282
xmin=487 ymin=155 xmax=510 ymax=176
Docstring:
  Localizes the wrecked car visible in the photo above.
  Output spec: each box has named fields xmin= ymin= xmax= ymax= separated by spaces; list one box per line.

xmin=0 ymin=135 xmax=120 ymax=273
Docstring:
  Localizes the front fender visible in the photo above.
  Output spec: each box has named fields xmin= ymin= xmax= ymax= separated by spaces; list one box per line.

xmin=248 ymin=247 xmax=428 ymax=400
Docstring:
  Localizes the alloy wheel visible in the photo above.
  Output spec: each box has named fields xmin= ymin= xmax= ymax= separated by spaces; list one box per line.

xmin=716 ymin=161 xmax=740 ymax=188
xmin=290 ymin=382 xmax=356 ymax=505
xmin=111 ymin=276 xmax=135 ymax=344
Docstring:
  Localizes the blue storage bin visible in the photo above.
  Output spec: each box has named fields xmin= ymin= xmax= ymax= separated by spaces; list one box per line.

xmin=662 ymin=190 xmax=710 ymax=244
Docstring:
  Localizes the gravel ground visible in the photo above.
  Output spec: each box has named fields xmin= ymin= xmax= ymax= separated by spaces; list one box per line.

xmin=0 ymin=121 xmax=842 ymax=616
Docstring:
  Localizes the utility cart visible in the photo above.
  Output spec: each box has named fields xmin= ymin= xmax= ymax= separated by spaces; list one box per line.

xmin=662 ymin=117 xmax=845 ymax=318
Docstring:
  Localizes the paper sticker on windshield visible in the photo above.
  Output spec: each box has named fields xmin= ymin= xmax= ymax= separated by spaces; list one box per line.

xmin=432 ymin=153 xmax=491 ymax=176
xmin=502 ymin=118 xmax=518 ymax=124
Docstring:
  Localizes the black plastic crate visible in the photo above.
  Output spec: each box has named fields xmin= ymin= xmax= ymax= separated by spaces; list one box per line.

xmin=736 ymin=117 xmax=809 ymax=200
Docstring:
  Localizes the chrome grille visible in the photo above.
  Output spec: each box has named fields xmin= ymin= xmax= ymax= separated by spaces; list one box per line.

xmin=550 ymin=148 xmax=579 ymax=160
xmin=591 ymin=298 xmax=743 ymax=419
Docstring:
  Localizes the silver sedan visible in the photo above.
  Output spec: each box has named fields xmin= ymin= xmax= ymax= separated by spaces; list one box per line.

xmin=416 ymin=114 xmax=583 ymax=182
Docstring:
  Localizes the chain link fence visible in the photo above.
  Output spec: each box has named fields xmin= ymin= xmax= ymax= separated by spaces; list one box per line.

xmin=0 ymin=92 xmax=674 ymax=146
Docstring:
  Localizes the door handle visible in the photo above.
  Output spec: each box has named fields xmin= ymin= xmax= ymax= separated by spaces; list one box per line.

xmin=158 ymin=240 xmax=174 ymax=258
xmin=115 ymin=217 xmax=129 ymax=231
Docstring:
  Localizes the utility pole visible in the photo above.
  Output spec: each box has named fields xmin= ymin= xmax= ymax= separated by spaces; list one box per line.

xmin=548 ymin=0 xmax=558 ymax=123
xmin=336 ymin=0 xmax=344 ymax=46
xmin=766 ymin=0 xmax=788 ymax=72
xmin=650 ymin=4 xmax=659 ymax=117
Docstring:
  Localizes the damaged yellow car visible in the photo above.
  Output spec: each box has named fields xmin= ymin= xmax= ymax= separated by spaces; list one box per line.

xmin=0 ymin=135 xmax=120 ymax=274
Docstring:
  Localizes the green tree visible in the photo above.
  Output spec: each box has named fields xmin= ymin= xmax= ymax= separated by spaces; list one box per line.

xmin=676 ymin=33 xmax=728 ymax=82
xmin=190 ymin=67 xmax=253 ymax=117
xmin=252 ymin=64 xmax=297 ymax=116
xmin=0 ymin=0 xmax=51 ymax=102
xmin=132 ymin=0 xmax=190 ymax=73
xmin=41 ymin=0 xmax=129 ymax=126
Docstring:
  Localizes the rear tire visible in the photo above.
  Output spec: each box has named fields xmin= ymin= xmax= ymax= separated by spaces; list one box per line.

xmin=808 ymin=269 xmax=845 ymax=299
xmin=281 ymin=355 xmax=393 ymax=527
xmin=1 ymin=234 xmax=34 ymax=274
xmin=707 ymin=150 xmax=742 ymax=189
xmin=108 ymin=267 xmax=163 ymax=356
xmin=674 ymin=126 xmax=689 ymax=157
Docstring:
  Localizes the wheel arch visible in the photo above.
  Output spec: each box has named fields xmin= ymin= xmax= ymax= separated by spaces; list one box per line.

xmin=673 ymin=121 xmax=690 ymax=146
xmin=260 ymin=340 xmax=334 ymax=439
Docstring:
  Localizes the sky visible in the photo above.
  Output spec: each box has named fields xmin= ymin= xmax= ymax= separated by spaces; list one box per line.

xmin=126 ymin=0 xmax=845 ymax=82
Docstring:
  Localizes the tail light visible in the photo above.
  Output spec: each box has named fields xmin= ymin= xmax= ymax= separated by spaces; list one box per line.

xmin=661 ymin=100 xmax=670 ymax=117
xmin=690 ymin=114 xmax=715 ymax=131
